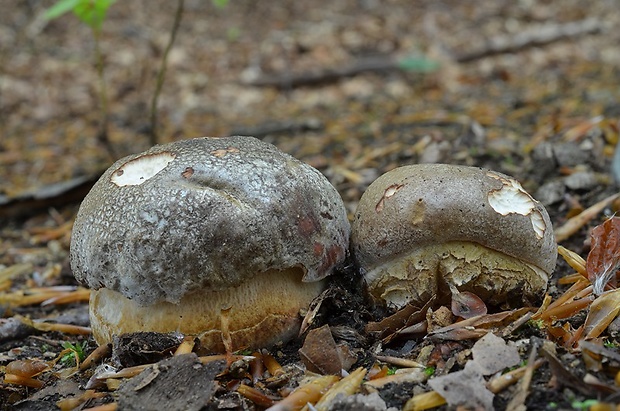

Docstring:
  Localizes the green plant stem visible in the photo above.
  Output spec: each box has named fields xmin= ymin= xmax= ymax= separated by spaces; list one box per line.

xmin=149 ymin=0 xmax=184 ymax=146
xmin=93 ymin=27 xmax=115 ymax=159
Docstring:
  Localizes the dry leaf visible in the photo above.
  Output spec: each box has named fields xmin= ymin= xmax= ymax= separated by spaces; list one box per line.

xmin=427 ymin=308 xmax=531 ymax=341
xmin=451 ymin=289 xmax=487 ymax=319
xmin=365 ymin=299 xmax=433 ymax=341
xmin=299 ymin=325 xmax=355 ymax=375
xmin=586 ymin=217 xmax=620 ymax=294
xmin=583 ymin=289 xmax=620 ymax=339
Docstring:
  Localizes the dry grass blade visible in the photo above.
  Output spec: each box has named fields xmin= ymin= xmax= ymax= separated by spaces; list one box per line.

xmin=366 ymin=300 xmax=432 ymax=341
xmin=237 ymin=384 xmax=276 ymax=408
xmin=82 ymin=403 xmax=118 ymax=411
xmin=56 ymin=389 xmax=106 ymax=411
xmin=0 ymin=286 xmax=89 ymax=307
xmin=262 ymin=349 xmax=285 ymax=377
xmin=0 ymin=263 xmax=33 ymax=283
xmin=80 ymin=343 xmax=112 ymax=371
xmin=487 ymin=358 xmax=545 ymax=393
xmin=199 ymin=354 xmax=253 ymax=364
xmin=98 ymin=363 xmax=150 ymax=379
xmin=426 ymin=308 xmax=532 ymax=340
xmin=265 ymin=374 xmax=338 ymax=411
xmin=174 ymin=336 xmax=196 ymax=355
xmin=403 ymin=391 xmax=446 ymax=411
xmin=557 ymin=245 xmax=587 ymax=277
xmin=41 ymin=287 xmax=90 ymax=305
xmin=558 ymin=273 xmax=586 ymax=285
xmin=537 ymin=296 xmax=594 ymax=322
xmin=29 ymin=220 xmax=74 ymax=244
xmin=533 ymin=280 xmax=591 ymax=321
xmin=15 ymin=314 xmax=92 ymax=335
xmin=554 ymin=193 xmax=620 ymax=242
xmin=505 ymin=341 xmax=539 ymax=410
xmin=363 ymin=368 xmax=427 ymax=389
xmin=299 ymin=289 xmax=327 ymax=336
xmin=313 ymin=367 xmax=367 ymax=411
xmin=374 ymin=355 xmax=425 ymax=369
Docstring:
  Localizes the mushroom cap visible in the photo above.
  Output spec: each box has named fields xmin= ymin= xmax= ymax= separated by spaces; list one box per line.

xmin=71 ymin=136 xmax=350 ymax=306
xmin=351 ymin=164 xmax=557 ymax=308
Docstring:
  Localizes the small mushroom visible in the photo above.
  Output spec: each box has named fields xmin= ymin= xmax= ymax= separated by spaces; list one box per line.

xmin=351 ymin=164 xmax=557 ymax=309
xmin=70 ymin=136 xmax=350 ymax=352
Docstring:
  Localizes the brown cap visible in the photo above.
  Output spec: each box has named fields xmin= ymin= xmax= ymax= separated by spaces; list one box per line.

xmin=351 ymin=164 xmax=556 ymax=308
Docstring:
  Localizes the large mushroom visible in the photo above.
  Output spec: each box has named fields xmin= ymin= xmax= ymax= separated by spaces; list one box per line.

xmin=70 ymin=136 xmax=350 ymax=352
xmin=351 ymin=164 xmax=557 ymax=309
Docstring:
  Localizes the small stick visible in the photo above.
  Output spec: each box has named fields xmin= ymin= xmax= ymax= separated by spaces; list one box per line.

xmin=80 ymin=344 xmax=112 ymax=371
xmin=82 ymin=403 xmax=118 ymax=411
xmin=487 ymin=358 xmax=545 ymax=393
xmin=174 ymin=336 xmax=196 ymax=355
xmin=374 ymin=355 xmax=425 ymax=369
xmin=237 ymin=384 xmax=275 ymax=408
xmin=265 ymin=375 xmax=338 ymax=411
xmin=555 ymin=193 xmax=620 ymax=242
xmin=262 ymin=349 xmax=285 ymax=377
xmin=403 ymin=391 xmax=446 ymax=411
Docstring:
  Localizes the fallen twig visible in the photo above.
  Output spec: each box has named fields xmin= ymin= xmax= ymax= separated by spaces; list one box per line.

xmin=455 ymin=18 xmax=602 ymax=63
xmin=245 ymin=18 xmax=602 ymax=89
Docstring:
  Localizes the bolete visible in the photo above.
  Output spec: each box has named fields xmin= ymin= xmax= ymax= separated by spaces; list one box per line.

xmin=351 ymin=164 xmax=556 ymax=309
xmin=70 ymin=136 xmax=350 ymax=352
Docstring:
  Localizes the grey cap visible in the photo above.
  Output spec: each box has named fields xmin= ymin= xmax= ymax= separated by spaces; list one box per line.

xmin=71 ymin=136 xmax=350 ymax=306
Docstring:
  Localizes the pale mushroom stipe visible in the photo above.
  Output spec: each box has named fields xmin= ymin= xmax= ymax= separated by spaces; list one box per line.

xmin=70 ymin=136 xmax=350 ymax=352
xmin=351 ymin=164 xmax=557 ymax=309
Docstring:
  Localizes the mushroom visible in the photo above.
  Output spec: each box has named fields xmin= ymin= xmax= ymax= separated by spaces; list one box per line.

xmin=351 ymin=164 xmax=557 ymax=309
xmin=70 ymin=136 xmax=350 ymax=352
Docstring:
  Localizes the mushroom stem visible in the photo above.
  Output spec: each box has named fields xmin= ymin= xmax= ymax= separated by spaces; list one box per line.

xmin=89 ymin=269 xmax=324 ymax=353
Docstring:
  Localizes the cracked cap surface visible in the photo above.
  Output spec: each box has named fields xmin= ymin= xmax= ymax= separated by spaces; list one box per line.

xmin=70 ymin=136 xmax=350 ymax=306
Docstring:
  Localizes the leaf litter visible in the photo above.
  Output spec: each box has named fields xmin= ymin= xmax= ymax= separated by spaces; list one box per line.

xmin=2 ymin=0 xmax=620 ymax=410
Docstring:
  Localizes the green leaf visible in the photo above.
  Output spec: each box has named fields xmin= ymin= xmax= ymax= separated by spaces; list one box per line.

xmin=44 ymin=0 xmax=82 ymax=19
xmin=73 ymin=0 xmax=117 ymax=30
xmin=397 ymin=56 xmax=440 ymax=73
xmin=212 ymin=0 xmax=229 ymax=9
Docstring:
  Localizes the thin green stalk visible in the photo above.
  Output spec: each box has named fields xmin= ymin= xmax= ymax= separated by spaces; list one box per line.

xmin=93 ymin=26 xmax=115 ymax=159
xmin=149 ymin=0 xmax=184 ymax=146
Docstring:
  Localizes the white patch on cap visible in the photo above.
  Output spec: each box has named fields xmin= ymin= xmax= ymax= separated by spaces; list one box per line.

xmin=111 ymin=152 xmax=176 ymax=187
xmin=486 ymin=172 xmax=546 ymax=239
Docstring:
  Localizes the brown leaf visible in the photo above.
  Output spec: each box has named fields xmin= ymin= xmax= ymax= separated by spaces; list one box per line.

xmin=583 ymin=289 xmax=620 ymax=339
xmin=451 ymin=290 xmax=487 ymax=319
xmin=299 ymin=325 xmax=355 ymax=375
xmin=586 ymin=217 xmax=620 ymax=293
xmin=426 ymin=308 xmax=532 ymax=341
xmin=365 ymin=299 xmax=433 ymax=339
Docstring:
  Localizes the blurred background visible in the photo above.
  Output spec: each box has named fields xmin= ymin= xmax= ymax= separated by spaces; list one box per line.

xmin=1 ymin=0 xmax=619 ymax=216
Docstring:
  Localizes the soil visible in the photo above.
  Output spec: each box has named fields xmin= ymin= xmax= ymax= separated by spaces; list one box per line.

xmin=2 ymin=0 xmax=620 ymax=410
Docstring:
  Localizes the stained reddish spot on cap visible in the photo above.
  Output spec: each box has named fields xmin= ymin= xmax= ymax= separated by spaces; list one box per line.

xmin=182 ymin=167 xmax=194 ymax=179
xmin=313 ymin=242 xmax=325 ymax=257
xmin=116 ymin=170 xmax=124 ymax=176
xmin=298 ymin=214 xmax=319 ymax=237
xmin=317 ymin=244 xmax=345 ymax=275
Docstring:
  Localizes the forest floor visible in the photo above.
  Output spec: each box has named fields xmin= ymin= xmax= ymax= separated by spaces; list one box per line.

xmin=1 ymin=0 xmax=620 ymax=410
